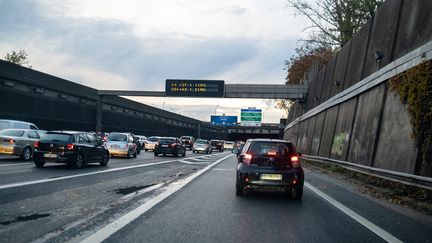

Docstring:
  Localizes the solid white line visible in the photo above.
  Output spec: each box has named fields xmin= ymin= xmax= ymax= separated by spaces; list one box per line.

xmin=0 ymin=162 xmax=32 ymax=167
xmin=304 ymin=182 xmax=402 ymax=243
xmin=119 ymin=183 xmax=164 ymax=202
xmin=178 ymin=160 xmax=211 ymax=165
xmin=0 ymin=154 xmax=215 ymax=190
xmin=81 ymin=154 xmax=234 ymax=243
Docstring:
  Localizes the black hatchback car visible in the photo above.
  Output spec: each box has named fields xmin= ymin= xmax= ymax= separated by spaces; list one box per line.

xmin=235 ymin=139 xmax=304 ymax=199
xmin=154 ymin=137 xmax=186 ymax=157
xmin=33 ymin=131 xmax=109 ymax=169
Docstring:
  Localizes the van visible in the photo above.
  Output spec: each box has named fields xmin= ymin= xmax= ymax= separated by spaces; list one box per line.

xmin=0 ymin=119 xmax=39 ymax=131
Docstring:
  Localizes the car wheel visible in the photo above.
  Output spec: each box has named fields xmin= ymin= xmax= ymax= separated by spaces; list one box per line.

xmin=174 ymin=151 xmax=179 ymax=157
xmin=182 ymin=150 xmax=186 ymax=157
xmin=145 ymin=149 xmax=148 ymax=152
xmin=290 ymin=186 xmax=303 ymax=200
xmin=21 ymin=146 xmax=32 ymax=160
xmin=236 ymin=183 xmax=244 ymax=197
xmin=127 ymin=150 xmax=131 ymax=159
xmin=137 ymin=149 xmax=141 ymax=155
xmin=154 ymin=152 xmax=159 ymax=157
xmin=34 ymin=161 xmax=45 ymax=168
xmin=73 ymin=153 xmax=84 ymax=169
xmin=133 ymin=150 xmax=137 ymax=158
xmin=100 ymin=153 xmax=109 ymax=166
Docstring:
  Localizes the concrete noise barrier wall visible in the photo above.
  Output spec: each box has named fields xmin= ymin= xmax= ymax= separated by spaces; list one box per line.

xmin=284 ymin=0 xmax=432 ymax=177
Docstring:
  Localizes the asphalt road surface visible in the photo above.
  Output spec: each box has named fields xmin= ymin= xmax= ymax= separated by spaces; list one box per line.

xmin=0 ymin=152 xmax=431 ymax=243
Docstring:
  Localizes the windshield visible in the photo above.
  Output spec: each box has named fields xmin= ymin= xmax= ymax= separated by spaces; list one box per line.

xmin=108 ymin=133 xmax=127 ymax=142
xmin=42 ymin=133 xmax=72 ymax=142
xmin=0 ymin=129 xmax=25 ymax=137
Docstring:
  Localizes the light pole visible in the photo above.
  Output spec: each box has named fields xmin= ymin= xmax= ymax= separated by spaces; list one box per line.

xmin=162 ymin=101 xmax=166 ymax=110
xmin=214 ymin=105 xmax=219 ymax=115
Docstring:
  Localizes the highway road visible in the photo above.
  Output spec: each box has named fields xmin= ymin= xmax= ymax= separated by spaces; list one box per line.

xmin=0 ymin=152 xmax=431 ymax=243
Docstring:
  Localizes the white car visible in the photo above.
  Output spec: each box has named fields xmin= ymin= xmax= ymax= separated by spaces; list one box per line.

xmin=192 ymin=139 xmax=212 ymax=154
xmin=223 ymin=141 xmax=235 ymax=150
xmin=145 ymin=136 xmax=159 ymax=151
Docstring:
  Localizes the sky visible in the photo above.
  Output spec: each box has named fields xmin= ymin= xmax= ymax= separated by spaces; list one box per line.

xmin=0 ymin=0 xmax=309 ymax=123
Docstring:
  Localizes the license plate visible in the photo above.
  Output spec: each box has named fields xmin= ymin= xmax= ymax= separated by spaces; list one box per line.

xmin=161 ymin=145 xmax=169 ymax=147
xmin=112 ymin=145 xmax=119 ymax=148
xmin=260 ymin=174 xmax=282 ymax=180
xmin=43 ymin=153 xmax=57 ymax=158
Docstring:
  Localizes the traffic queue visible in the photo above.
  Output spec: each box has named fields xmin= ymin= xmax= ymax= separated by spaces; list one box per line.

xmin=0 ymin=119 xmax=236 ymax=169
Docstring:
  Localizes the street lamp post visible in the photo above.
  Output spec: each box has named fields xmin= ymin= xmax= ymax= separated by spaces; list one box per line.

xmin=214 ymin=105 xmax=219 ymax=115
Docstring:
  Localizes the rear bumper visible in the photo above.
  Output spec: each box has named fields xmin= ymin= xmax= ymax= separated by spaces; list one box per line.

xmin=108 ymin=149 xmax=128 ymax=156
xmin=155 ymin=147 xmax=177 ymax=154
xmin=237 ymin=164 xmax=304 ymax=189
xmin=0 ymin=145 xmax=25 ymax=156
xmin=145 ymin=144 xmax=156 ymax=150
xmin=33 ymin=151 xmax=74 ymax=163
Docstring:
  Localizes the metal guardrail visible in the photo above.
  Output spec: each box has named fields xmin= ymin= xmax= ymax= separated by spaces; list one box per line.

xmin=301 ymin=155 xmax=432 ymax=190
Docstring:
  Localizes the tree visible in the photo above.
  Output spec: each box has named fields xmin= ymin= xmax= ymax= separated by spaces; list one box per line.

xmin=4 ymin=49 xmax=32 ymax=68
xmin=284 ymin=44 xmax=333 ymax=85
xmin=288 ymin=0 xmax=384 ymax=47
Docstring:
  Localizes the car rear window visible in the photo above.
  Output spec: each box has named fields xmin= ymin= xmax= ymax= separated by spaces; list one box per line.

xmin=248 ymin=142 xmax=292 ymax=156
xmin=42 ymin=133 xmax=72 ymax=142
xmin=159 ymin=138 xmax=175 ymax=143
xmin=0 ymin=129 xmax=25 ymax=137
xmin=148 ymin=137 xmax=159 ymax=142
xmin=195 ymin=140 xmax=207 ymax=144
xmin=181 ymin=136 xmax=191 ymax=140
xmin=108 ymin=133 xmax=127 ymax=142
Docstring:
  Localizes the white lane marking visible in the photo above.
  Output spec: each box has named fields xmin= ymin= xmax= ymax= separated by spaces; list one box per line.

xmin=178 ymin=160 xmax=211 ymax=165
xmin=0 ymin=154 xmax=216 ymax=190
xmin=81 ymin=154 xmax=234 ymax=243
xmin=305 ymin=182 xmax=403 ymax=243
xmin=119 ymin=183 xmax=164 ymax=202
xmin=0 ymin=162 xmax=32 ymax=167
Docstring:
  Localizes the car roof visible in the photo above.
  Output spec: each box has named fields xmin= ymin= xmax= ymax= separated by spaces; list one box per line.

xmin=246 ymin=138 xmax=293 ymax=143
xmin=48 ymin=131 xmax=84 ymax=135
xmin=160 ymin=137 xmax=177 ymax=139
xmin=0 ymin=119 xmax=35 ymax=124
xmin=1 ymin=128 xmax=35 ymax=132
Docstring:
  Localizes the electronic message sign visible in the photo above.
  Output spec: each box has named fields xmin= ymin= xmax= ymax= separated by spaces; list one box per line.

xmin=165 ymin=79 xmax=225 ymax=97
xmin=240 ymin=109 xmax=262 ymax=127
xmin=210 ymin=116 xmax=237 ymax=126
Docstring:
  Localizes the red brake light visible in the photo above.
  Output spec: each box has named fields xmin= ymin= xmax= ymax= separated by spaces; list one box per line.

xmin=267 ymin=151 xmax=277 ymax=156
xmin=66 ymin=144 xmax=74 ymax=150
xmin=9 ymin=139 xmax=15 ymax=144
xmin=34 ymin=141 xmax=39 ymax=148
xmin=171 ymin=143 xmax=176 ymax=147
xmin=125 ymin=144 xmax=129 ymax=149
xmin=243 ymin=153 xmax=252 ymax=165
xmin=291 ymin=156 xmax=300 ymax=168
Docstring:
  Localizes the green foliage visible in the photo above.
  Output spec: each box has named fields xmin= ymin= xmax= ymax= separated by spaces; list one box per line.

xmin=388 ymin=61 xmax=432 ymax=176
xmin=4 ymin=49 xmax=32 ymax=68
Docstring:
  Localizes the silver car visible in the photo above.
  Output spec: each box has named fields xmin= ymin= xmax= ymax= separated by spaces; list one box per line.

xmin=0 ymin=129 xmax=44 ymax=160
xmin=192 ymin=139 xmax=212 ymax=154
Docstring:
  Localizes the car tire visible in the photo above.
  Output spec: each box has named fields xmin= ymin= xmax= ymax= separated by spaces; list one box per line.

xmin=290 ymin=186 xmax=303 ymax=200
xmin=137 ymin=149 xmax=141 ymax=155
xmin=174 ymin=151 xmax=179 ymax=157
xmin=34 ymin=161 xmax=45 ymax=168
xmin=73 ymin=153 xmax=84 ymax=169
xmin=100 ymin=153 xmax=109 ymax=166
xmin=154 ymin=152 xmax=159 ymax=157
xmin=21 ymin=146 xmax=32 ymax=161
xmin=145 ymin=149 xmax=148 ymax=152
xmin=182 ymin=150 xmax=186 ymax=157
xmin=133 ymin=150 xmax=137 ymax=158
xmin=127 ymin=151 xmax=131 ymax=159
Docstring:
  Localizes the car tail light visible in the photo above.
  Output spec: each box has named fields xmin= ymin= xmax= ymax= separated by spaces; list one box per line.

xmin=66 ymin=144 xmax=74 ymax=150
xmin=243 ymin=153 xmax=252 ymax=165
xmin=34 ymin=141 xmax=39 ymax=148
xmin=125 ymin=144 xmax=129 ymax=149
xmin=171 ymin=143 xmax=176 ymax=147
xmin=291 ymin=155 xmax=300 ymax=168
xmin=9 ymin=139 xmax=15 ymax=144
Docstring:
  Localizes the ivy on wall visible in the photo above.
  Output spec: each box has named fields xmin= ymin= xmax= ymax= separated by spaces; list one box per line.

xmin=388 ymin=60 xmax=432 ymax=176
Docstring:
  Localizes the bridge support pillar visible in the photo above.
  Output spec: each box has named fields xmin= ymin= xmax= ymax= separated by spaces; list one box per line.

xmin=96 ymin=95 xmax=103 ymax=132
xmin=197 ymin=122 xmax=201 ymax=138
